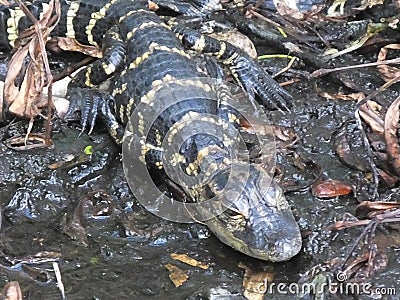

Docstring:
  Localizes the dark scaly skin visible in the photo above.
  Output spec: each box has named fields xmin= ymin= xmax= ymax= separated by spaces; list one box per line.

xmin=152 ymin=0 xmax=222 ymax=16
xmin=0 ymin=0 xmax=302 ymax=261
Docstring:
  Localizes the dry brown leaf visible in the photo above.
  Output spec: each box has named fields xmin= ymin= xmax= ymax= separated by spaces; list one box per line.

xmin=4 ymin=134 xmax=50 ymax=150
xmin=164 ymin=264 xmax=189 ymax=288
xmin=209 ymin=31 xmax=257 ymax=58
xmin=377 ymin=44 xmax=400 ymax=82
xmin=3 ymin=0 xmax=60 ymax=119
xmin=358 ymin=99 xmax=385 ymax=134
xmin=170 ymin=253 xmax=209 ymax=270
xmin=356 ymin=201 xmax=400 ymax=218
xmin=340 ymin=247 xmax=388 ymax=280
xmin=384 ymin=96 xmax=400 ymax=175
xmin=239 ymin=262 xmax=274 ymax=300
xmin=377 ymin=168 xmax=399 ymax=186
xmin=56 ymin=37 xmax=102 ymax=58
xmin=273 ymin=0 xmax=305 ymax=19
xmin=312 ymin=179 xmax=353 ymax=198
xmin=0 ymin=281 xmax=23 ymax=300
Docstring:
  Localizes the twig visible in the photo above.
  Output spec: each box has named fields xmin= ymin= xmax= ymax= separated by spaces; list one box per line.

xmin=349 ymin=74 xmax=400 ymax=200
xmin=356 ymin=74 xmax=400 ymax=108
xmin=354 ymin=109 xmax=379 ymax=199
xmin=53 ymin=262 xmax=66 ymax=300
xmin=52 ymin=57 xmax=95 ymax=81
xmin=272 ymin=56 xmax=298 ymax=78
xmin=337 ymin=208 xmax=400 ymax=270
xmin=312 ymin=58 xmax=400 ymax=77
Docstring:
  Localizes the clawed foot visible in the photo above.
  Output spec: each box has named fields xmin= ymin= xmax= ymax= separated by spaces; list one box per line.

xmin=64 ymin=88 xmax=108 ymax=135
xmin=64 ymin=88 xmax=124 ymax=143
xmin=232 ymin=56 xmax=293 ymax=112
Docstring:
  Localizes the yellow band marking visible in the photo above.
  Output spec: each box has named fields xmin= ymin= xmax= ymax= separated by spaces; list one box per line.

xmin=66 ymin=2 xmax=80 ymax=39
xmin=111 ymin=82 xmax=127 ymax=96
xmin=101 ymin=61 xmax=116 ymax=75
xmin=223 ymin=52 xmax=239 ymax=65
xmin=214 ymin=42 xmax=226 ymax=59
xmin=140 ymin=139 xmax=164 ymax=162
xmin=170 ymin=153 xmax=186 ymax=166
xmin=128 ymin=42 xmax=190 ymax=70
xmin=126 ymin=21 xmax=170 ymax=40
xmin=193 ymin=35 xmax=206 ymax=52
xmin=84 ymin=68 xmax=95 ymax=87
xmin=7 ymin=7 xmax=27 ymax=47
xmin=118 ymin=9 xmax=148 ymax=23
xmin=140 ymin=76 xmax=211 ymax=105
xmin=85 ymin=0 xmax=118 ymax=47
xmin=126 ymin=97 xmax=136 ymax=119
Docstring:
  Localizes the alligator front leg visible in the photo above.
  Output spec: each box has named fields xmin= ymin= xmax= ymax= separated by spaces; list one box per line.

xmin=68 ymin=25 xmax=126 ymax=89
xmin=64 ymin=25 xmax=127 ymax=143
xmin=64 ymin=88 xmax=125 ymax=143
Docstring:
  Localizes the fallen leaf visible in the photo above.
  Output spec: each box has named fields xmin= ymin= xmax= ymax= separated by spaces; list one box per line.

xmin=148 ymin=1 xmax=159 ymax=11
xmin=354 ymin=0 xmax=384 ymax=10
xmin=312 ymin=180 xmax=353 ymax=198
xmin=273 ymin=0 xmax=305 ymax=19
xmin=4 ymin=134 xmax=50 ymax=150
xmin=0 ymin=281 xmax=22 ymax=300
xmin=356 ymin=201 xmax=400 ymax=218
xmin=320 ymin=91 xmax=365 ymax=102
xmin=170 ymin=253 xmax=209 ymax=270
xmin=164 ymin=264 xmax=189 ymax=287
xmin=3 ymin=0 xmax=61 ymax=118
xmin=384 ymin=96 xmax=400 ymax=175
xmin=239 ymin=262 xmax=274 ymax=300
xmin=377 ymin=44 xmax=400 ymax=82
xmin=358 ymin=99 xmax=384 ymax=134
xmin=56 ymin=37 xmax=102 ymax=58
xmin=209 ymin=30 xmax=257 ymax=58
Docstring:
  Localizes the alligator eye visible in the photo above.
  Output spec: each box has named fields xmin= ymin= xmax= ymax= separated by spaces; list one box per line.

xmin=256 ymin=175 xmax=289 ymax=211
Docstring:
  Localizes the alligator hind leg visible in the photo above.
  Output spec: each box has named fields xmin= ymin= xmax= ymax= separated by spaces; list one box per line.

xmin=172 ymin=25 xmax=292 ymax=111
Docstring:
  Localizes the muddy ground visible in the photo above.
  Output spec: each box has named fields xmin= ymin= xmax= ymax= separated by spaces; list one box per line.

xmin=1 ymin=8 xmax=400 ymax=299
xmin=1 ymin=67 xmax=399 ymax=299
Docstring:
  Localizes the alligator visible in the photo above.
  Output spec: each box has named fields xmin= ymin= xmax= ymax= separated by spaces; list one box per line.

xmin=0 ymin=0 xmax=302 ymax=261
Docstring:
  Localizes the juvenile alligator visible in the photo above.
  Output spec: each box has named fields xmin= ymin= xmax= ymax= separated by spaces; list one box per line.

xmin=0 ymin=0 xmax=302 ymax=261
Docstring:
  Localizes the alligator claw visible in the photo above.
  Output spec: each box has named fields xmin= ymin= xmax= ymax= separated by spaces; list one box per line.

xmin=232 ymin=56 xmax=293 ymax=112
xmin=65 ymin=88 xmax=105 ymax=135
xmin=65 ymin=88 xmax=124 ymax=142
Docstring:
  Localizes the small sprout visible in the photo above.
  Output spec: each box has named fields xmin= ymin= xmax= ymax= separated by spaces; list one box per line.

xmin=84 ymin=145 xmax=94 ymax=155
